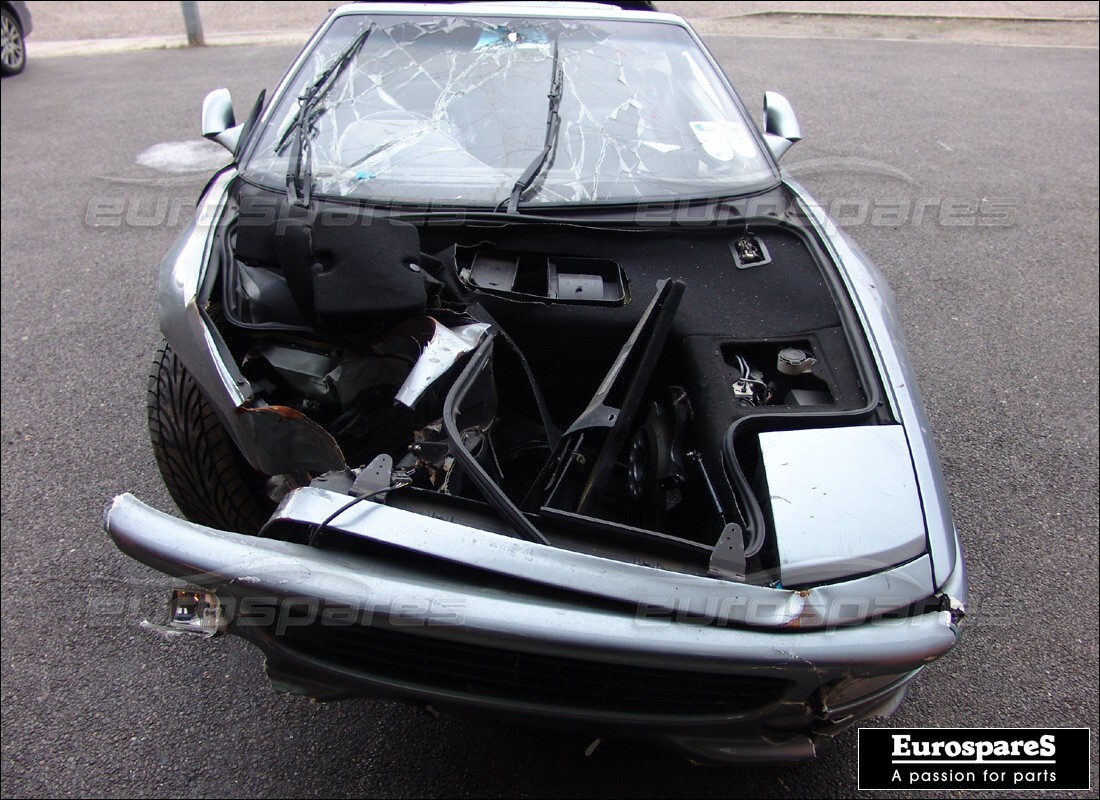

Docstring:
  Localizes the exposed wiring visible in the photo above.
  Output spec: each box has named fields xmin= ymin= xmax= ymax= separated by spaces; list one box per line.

xmin=308 ymin=478 xmax=410 ymax=547
xmin=734 ymin=353 xmax=769 ymax=405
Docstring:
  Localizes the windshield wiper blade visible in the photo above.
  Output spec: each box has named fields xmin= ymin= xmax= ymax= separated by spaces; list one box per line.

xmin=276 ymin=25 xmax=374 ymax=155
xmin=280 ymin=25 xmax=374 ymax=206
xmin=505 ymin=39 xmax=564 ymax=214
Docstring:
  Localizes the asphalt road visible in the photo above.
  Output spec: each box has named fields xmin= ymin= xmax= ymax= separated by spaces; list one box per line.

xmin=2 ymin=31 xmax=1098 ymax=800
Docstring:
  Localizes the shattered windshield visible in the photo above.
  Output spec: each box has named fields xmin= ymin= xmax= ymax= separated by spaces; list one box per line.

xmin=243 ymin=13 xmax=777 ymax=207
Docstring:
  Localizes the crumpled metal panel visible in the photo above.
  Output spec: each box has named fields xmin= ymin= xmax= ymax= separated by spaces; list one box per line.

xmin=395 ymin=319 xmax=491 ymax=407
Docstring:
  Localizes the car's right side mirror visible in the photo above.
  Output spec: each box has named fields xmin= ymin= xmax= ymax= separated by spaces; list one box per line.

xmin=762 ymin=91 xmax=802 ymax=161
xmin=202 ymin=88 xmax=243 ymax=155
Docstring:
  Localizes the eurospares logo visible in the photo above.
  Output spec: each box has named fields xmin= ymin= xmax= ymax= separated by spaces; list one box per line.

xmin=858 ymin=728 xmax=1091 ymax=791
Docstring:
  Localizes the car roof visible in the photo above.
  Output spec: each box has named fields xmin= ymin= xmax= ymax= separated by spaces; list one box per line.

xmin=331 ymin=2 xmax=685 ymax=26
xmin=349 ymin=0 xmax=657 ymax=8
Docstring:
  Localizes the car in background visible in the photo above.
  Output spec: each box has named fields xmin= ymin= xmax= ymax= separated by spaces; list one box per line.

xmin=104 ymin=1 xmax=966 ymax=763
xmin=1 ymin=1 xmax=31 ymax=76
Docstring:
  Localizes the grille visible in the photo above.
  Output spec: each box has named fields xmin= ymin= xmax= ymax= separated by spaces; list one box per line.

xmin=270 ymin=619 xmax=790 ymax=716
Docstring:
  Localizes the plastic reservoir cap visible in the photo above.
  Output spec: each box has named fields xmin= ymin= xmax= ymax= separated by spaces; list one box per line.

xmin=777 ymin=347 xmax=816 ymax=376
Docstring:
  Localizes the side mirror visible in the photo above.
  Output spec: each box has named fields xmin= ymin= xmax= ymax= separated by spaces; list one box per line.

xmin=202 ymin=88 xmax=243 ymax=154
xmin=762 ymin=91 xmax=802 ymax=161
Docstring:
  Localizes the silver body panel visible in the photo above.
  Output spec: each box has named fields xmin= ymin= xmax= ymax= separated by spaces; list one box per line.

xmin=759 ymin=425 xmax=927 ymax=586
xmin=787 ymin=180 xmax=963 ymax=590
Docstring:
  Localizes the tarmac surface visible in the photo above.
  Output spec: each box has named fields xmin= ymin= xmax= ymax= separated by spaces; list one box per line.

xmin=2 ymin=2 xmax=1098 ymax=798
xmin=24 ymin=1 xmax=1100 ymax=53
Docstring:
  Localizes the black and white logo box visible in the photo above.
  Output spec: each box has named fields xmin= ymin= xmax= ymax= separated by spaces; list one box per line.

xmin=858 ymin=728 xmax=1090 ymax=791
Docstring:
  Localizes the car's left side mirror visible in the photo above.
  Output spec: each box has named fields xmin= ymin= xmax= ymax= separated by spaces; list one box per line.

xmin=202 ymin=88 xmax=243 ymax=154
xmin=762 ymin=91 xmax=802 ymax=161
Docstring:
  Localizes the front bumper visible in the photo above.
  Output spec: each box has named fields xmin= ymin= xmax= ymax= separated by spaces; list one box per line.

xmin=105 ymin=491 xmax=961 ymax=763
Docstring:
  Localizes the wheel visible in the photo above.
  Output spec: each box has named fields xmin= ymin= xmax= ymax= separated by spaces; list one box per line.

xmin=0 ymin=8 xmax=26 ymax=77
xmin=147 ymin=341 xmax=274 ymax=534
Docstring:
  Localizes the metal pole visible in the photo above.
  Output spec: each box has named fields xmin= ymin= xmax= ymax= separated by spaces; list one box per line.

xmin=180 ymin=1 xmax=205 ymax=47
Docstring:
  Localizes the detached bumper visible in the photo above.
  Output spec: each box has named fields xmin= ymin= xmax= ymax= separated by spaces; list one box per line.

xmin=104 ymin=491 xmax=960 ymax=763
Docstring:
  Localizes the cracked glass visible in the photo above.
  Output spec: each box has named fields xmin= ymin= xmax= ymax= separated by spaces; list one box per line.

xmin=243 ymin=12 xmax=777 ymax=207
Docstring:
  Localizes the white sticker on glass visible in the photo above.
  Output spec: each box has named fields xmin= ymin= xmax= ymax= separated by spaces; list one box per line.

xmin=689 ymin=120 xmax=757 ymax=161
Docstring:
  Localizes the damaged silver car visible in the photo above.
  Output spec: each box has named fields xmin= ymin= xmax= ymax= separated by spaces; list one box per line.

xmin=105 ymin=1 xmax=966 ymax=763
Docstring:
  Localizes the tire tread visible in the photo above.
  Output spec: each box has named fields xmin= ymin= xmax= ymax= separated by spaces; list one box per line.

xmin=147 ymin=342 xmax=271 ymax=533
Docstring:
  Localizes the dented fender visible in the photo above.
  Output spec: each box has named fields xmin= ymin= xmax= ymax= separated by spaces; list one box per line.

xmin=156 ymin=169 xmax=346 ymax=475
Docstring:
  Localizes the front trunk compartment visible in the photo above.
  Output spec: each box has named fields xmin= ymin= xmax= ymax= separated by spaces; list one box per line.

xmin=206 ymin=180 xmax=899 ymax=587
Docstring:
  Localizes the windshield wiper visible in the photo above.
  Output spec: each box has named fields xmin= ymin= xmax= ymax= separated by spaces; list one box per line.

xmin=505 ymin=38 xmax=564 ymax=214
xmin=279 ymin=25 xmax=374 ymax=206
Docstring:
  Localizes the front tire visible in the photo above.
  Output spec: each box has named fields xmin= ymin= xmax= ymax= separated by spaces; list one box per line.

xmin=147 ymin=341 xmax=274 ymax=533
xmin=0 ymin=8 xmax=26 ymax=77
